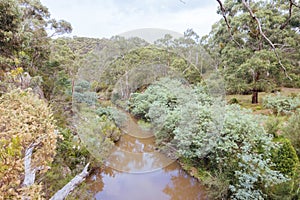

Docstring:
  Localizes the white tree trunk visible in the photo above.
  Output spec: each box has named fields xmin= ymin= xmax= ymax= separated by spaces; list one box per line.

xmin=50 ymin=163 xmax=90 ymax=200
xmin=23 ymin=146 xmax=36 ymax=187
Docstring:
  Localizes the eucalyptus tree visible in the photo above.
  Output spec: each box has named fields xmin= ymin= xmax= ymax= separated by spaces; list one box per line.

xmin=0 ymin=0 xmax=72 ymax=76
xmin=203 ymin=0 xmax=300 ymax=103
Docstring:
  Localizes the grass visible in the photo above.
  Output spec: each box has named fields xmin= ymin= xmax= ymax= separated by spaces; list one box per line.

xmin=226 ymin=87 xmax=300 ymax=113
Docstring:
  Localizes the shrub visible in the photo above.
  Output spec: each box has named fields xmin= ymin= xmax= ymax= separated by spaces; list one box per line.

xmin=263 ymin=94 xmax=300 ymax=115
xmin=73 ymin=79 xmax=98 ymax=106
xmin=283 ymin=110 xmax=300 ymax=157
xmin=95 ymin=106 xmax=127 ymax=128
xmin=73 ymin=91 xmax=98 ymax=106
xmin=0 ymin=89 xmax=57 ymax=198
xmin=229 ymin=97 xmax=239 ymax=104
xmin=271 ymin=138 xmax=299 ymax=177
xmin=267 ymin=138 xmax=300 ymax=200
xmin=264 ymin=116 xmax=283 ymax=137
xmin=129 ymin=78 xmax=289 ymax=199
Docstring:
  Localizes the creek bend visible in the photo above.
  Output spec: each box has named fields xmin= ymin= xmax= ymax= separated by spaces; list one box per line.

xmin=86 ymin=110 xmax=207 ymax=199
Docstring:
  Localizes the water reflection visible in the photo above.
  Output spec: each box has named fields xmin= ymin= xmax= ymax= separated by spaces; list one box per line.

xmin=87 ymin=163 xmax=207 ymax=200
xmin=116 ymin=134 xmax=155 ymax=153
xmin=119 ymin=110 xmax=154 ymax=138
xmin=86 ymin=110 xmax=206 ymax=199
xmin=106 ymin=148 xmax=175 ymax=173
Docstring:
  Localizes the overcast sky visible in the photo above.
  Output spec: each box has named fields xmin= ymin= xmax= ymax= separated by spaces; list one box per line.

xmin=40 ymin=0 xmax=221 ymax=39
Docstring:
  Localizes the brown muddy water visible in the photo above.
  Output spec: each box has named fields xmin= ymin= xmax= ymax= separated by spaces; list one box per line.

xmin=86 ymin=111 xmax=207 ymax=200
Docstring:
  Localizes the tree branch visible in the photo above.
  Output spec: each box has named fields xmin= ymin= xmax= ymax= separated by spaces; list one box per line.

xmin=280 ymin=0 xmax=293 ymax=30
xmin=50 ymin=163 xmax=90 ymax=200
xmin=216 ymin=0 xmax=230 ymax=30
xmin=216 ymin=0 xmax=242 ymax=47
xmin=292 ymin=0 xmax=300 ymax=8
xmin=241 ymin=0 xmax=292 ymax=80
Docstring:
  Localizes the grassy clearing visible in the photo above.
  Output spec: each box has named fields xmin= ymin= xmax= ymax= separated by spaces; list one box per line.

xmin=226 ymin=87 xmax=300 ymax=113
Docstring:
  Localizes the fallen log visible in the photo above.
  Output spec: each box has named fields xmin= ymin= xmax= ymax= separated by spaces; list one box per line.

xmin=50 ymin=163 xmax=90 ymax=200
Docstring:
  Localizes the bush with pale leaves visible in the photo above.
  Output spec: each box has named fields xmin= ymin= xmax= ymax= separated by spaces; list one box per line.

xmin=0 ymin=89 xmax=57 ymax=199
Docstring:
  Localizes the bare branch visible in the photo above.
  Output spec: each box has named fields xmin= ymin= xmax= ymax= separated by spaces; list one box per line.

xmin=50 ymin=163 xmax=90 ymax=200
xmin=216 ymin=0 xmax=230 ymax=30
xmin=241 ymin=0 xmax=292 ymax=80
xmin=216 ymin=0 xmax=242 ymax=47
xmin=283 ymin=0 xmax=300 ymax=30
xmin=280 ymin=0 xmax=293 ymax=30
xmin=292 ymin=0 xmax=300 ymax=8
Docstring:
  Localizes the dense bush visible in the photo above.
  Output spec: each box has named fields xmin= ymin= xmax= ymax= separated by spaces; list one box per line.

xmin=266 ymin=138 xmax=300 ymax=199
xmin=43 ymin=128 xmax=91 ymax=198
xmin=95 ymin=106 xmax=127 ymax=129
xmin=73 ymin=79 xmax=98 ymax=106
xmin=283 ymin=110 xmax=300 ymax=157
xmin=0 ymin=90 xmax=58 ymax=199
xmin=264 ymin=116 xmax=284 ymax=137
xmin=129 ymin=78 xmax=212 ymax=145
xmin=129 ymin=78 xmax=289 ymax=199
xmin=263 ymin=94 xmax=300 ymax=115
xmin=76 ymin=108 xmax=120 ymax=162
xmin=271 ymin=138 xmax=299 ymax=177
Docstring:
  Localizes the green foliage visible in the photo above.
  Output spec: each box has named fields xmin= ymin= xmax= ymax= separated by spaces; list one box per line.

xmin=0 ymin=0 xmax=73 ymax=76
xmin=55 ymin=128 xmax=90 ymax=171
xmin=74 ymin=80 xmax=90 ymax=92
xmin=229 ymin=153 xmax=286 ymax=200
xmin=73 ymin=79 xmax=98 ymax=106
xmin=95 ymin=106 xmax=127 ymax=128
xmin=74 ymin=105 xmax=122 ymax=163
xmin=229 ymin=97 xmax=239 ymax=104
xmin=101 ymin=47 xmax=201 ymax=95
xmin=272 ymin=138 xmax=299 ymax=177
xmin=266 ymin=138 xmax=300 ymax=200
xmin=202 ymin=0 xmax=300 ymax=99
xmin=129 ymin=78 xmax=289 ymax=199
xmin=264 ymin=116 xmax=284 ymax=137
xmin=284 ymin=110 xmax=300 ymax=157
xmin=263 ymin=93 xmax=300 ymax=115
xmin=265 ymin=178 xmax=300 ymax=200
xmin=0 ymin=0 xmax=21 ymax=70
xmin=129 ymin=77 xmax=211 ymax=145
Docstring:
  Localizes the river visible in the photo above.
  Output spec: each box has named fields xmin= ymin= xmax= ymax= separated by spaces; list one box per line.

xmin=86 ymin=111 xmax=207 ymax=200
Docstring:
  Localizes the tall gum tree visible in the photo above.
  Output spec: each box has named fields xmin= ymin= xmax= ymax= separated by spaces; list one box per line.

xmin=203 ymin=0 xmax=300 ymax=103
xmin=0 ymin=0 xmax=72 ymax=76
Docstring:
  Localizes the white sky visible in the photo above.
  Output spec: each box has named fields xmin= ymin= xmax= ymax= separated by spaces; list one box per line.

xmin=40 ymin=0 xmax=221 ymax=39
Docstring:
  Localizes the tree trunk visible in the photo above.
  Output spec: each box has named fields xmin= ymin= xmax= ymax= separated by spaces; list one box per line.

xmin=252 ymin=70 xmax=260 ymax=104
xmin=50 ymin=163 xmax=90 ymax=200
xmin=252 ymin=89 xmax=258 ymax=104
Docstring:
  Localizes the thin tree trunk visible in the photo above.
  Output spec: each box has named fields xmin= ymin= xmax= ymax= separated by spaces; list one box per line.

xmin=251 ymin=70 xmax=260 ymax=104
xmin=252 ymin=89 xmax=258 ymax=104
